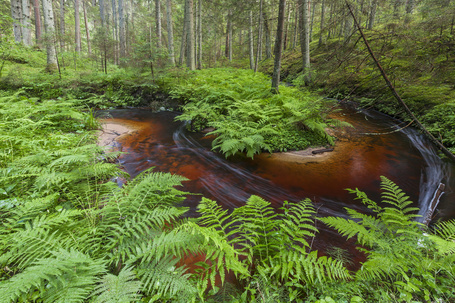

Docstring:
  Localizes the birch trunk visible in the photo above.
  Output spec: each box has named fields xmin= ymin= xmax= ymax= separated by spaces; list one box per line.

xmin=165 ymin=0 xmax=175 ymax=66
xmin=42 ymin=0 xmax=58 ymax=71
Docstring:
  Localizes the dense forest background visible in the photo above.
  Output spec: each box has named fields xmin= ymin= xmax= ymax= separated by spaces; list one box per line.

xmin=1 ymin=0 xmax=455 ymax=302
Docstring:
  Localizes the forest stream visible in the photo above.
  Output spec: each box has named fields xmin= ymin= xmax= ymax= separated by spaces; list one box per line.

xmin=99 ymin=105 xmax=455 ymax=262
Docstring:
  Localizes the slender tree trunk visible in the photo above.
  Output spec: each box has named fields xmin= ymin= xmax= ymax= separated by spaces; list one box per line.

xmin=254 ymin=0 xmax=263 ymax=72
xmin=11 ymin=0 xmax=22 ymax=43
xmin=248 ymin=10 xmax=254 ymax=69
xmin=272 ymin=0 xmax=286 ymax=93
xmin=60 ymin=0 xmax=65 ymax=50
xmin=318 ymin=0 xmax=325 ymax=46
xmin=228 ymin=11 xmax=232 ymax=62
xmin=300 ymin=0 xmax=311 ymax=83
xmin=155 ymin=0 xmax=162 ymax=48
xmin=368 ymin=0 xmax=378 ymax=30
xmin=83 ymin=0 xmax=91 ymax=54
xmin=178 ymin=0 xmax=187 ymax=66
xmin=119 ymin=0 xmax=125 ymax=58
xmin=263 ymin=10 xmax=272 ymax=59
xmin=283 ymin=2 xmax=291 ymax=50
xmin=99 ymin=0 xmax=105 ymax=25
xmin=21 ymin=0 xmax=32 ymax=46
xmin=185 ymin=0 xmax=195 ymax=70
xmin=42 ymin=0 xmax=58 ymax=71
xmin=165 ymin=0 xmax=175 ymax=66
xmin=33 ymin=0 xmax=42 ymax=42
xmin=292 ymin=1 xmax=298 ymax=49
xmin=75 ymin=0 xmax=81 ymax=52
xmin=197 ymin=0 xmax=202 ymax=69
xmin=111 ymin=0 xmax=118 ymax=64
xmin=309 ymin=0 xmax=316 ymax=42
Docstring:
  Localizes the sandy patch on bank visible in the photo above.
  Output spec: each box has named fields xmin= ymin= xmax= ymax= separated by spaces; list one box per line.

xmin=97 ymin=122 xmax=134 ymax=148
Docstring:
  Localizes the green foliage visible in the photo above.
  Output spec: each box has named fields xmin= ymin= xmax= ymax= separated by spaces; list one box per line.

xmin=170 ymin=68 xmax=343 ymax=158
xmin=319 ymin=177 xmax=455 ymax=302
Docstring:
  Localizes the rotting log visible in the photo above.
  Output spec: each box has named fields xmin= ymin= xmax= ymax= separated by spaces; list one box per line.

xmin=312 ymin=148 xmax=334 ymax=154
xmin=423 ymin=183 xmax=445 ymax=226
xmin=345 ymin=0 xmax=455 ymax=162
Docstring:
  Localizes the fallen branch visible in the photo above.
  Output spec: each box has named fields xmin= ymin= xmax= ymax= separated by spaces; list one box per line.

xmin=345 ymin=0 xmax=455 ymax=162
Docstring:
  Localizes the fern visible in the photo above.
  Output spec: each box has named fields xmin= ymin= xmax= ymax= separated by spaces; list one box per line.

xmin=92 ymin=267 xmax=142 ymax=303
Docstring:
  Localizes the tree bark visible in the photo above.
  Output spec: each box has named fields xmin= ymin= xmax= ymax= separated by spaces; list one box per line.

xmin=33 ymin=0 xmax=42 ymax=42
xmin=197 ymin=0 xmax=202 ymax=69
xmin=155 ymin=0 xmax=162 ymax=48
xmin=11 ymin=0 xmax=22 ymax=43
xmin=165 ymin=0 xmax=175 ymax=66
xmin=42 ymin=0 xmax=58 ymax=71
xmin=99 ymin=0 xmax=105 ymax=26
xmin=119 ymin=0 xmax=125 ymax=58
xmin=83 ymin=0 xmax=91 ymax=55
xmin=75 ymin=0 xmax=81 ymax=52
xmin=60 ymin=0 xmax=65 ymax=50
xmin=263 ymin=10 xmax=272 ymax=59
xmin=21 ymin=0 xmax=32 ymax=46
xmin=254 ymin=0 xmax=263 ymax=72
xmin=248 ymin=10 xmax=254 ymax=69
xmin=283 ymin=2 xmax=291 ymax=50
xmin=272 ymin=0 xmax=286 ymax=93
xmin=300 ymin=0 xmax=311 ymax=83
xmin=185 ymin=0 xmax=195 ymax=70
xmin=178 ymin=0 xmax=187 ymax=66
xmin=318 ymin=0 xmax=325 ymax=46
xmin=368 ymin=0 xmax=378 ymax=30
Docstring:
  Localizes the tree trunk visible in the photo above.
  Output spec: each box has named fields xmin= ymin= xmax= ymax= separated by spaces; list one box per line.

xmin=292 ymin=1 xmax=298 ymax=49
xmin=165 ymin=0 xmax=175 ymax=66
xmin=60 ymin=0 xmax=65 ymax=50
xmin=309 ymin=0 xmax=316 ymax=42
xmin=11 ymin=0 xmax=22 ymax=43
xmin=119 ymin=0 xmax=125 ymax=58
xmin=228 ymin=11 xmax=232 ymax=62
xmin=75 ymin=0 xmax=81 ymax=52
xmin=99 ymin=0 xmax=105 ymax=25
xmin=318 ymin=0 xmax=325 ymax=46
xmin=83 ymin=0 xmax=91 ymax=55
xmin=272 ymin=0 xmax=286 ymax=93
xmin=368 ymin=0 xmax=378 ymax=30
xmin=21 ymin=0 xmax=32 ymax=46
xmin=283 ymin=2 xmax=291 ymax=50
xmin=248 ymin=10 xmax=254 ymax=70
xmin=263 ymin=10 xmax=272 ymax=59
xmin=300 ymin=0 xmax=311 ymax=83
xmin=185 ymin=0 xmax=195 ymax=70
xmin=112 ymin=0 xmax=118 ymax=64
xmin=155 ymin=0 xmax=162 ymax=48
xmin=254 ymin=0 xmax=263 ymax=72
xmin=42 ymin=0 xmax=58 ymax=71
xmin=33 ymin=0 xmax=42 ymax=42
xmin=197 ymin=0 xmax=202 ymax=69
xmin=178 ymin=0 xmax=187 ymax=66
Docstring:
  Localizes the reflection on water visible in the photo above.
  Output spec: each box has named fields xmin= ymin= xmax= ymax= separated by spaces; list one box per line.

xmin=100 ymin=106 xmax=455 ymax=253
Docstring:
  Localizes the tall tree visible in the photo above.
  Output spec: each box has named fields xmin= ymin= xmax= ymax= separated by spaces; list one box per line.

xmin=165 ymin=0 xmax=175 ymax=66
xmin=185 ymin=0 xmax=195 ymax=70
xmin=155 ymin=0 xmax=162 ymax=48
xmin=75 ymin=0 xmax=81 ymax=52
xmin=42 ymin=0 xmax=58 ymax=71
xmin=272 ymin=0 xmax=286 ymax=93
xmin=318 ymin=0 xmax=325 ymax=46
xmin=10 ymin=0 xmax=22 ymax=43
xmin=254 ymin=0 xmax=263 ymax=72
xmin=33 ymin=0 xmax=42 ymax=42
xmin=263 ymin=10 xmax=272 ymax=59
xmin=60 ymin=0 xmax=65 ymax=50
xmin=368 ymin=0 xmax=378 ymax=29
xmin=21 ymin=0 xmax=32 ymax=46
xmin=119 ymin=0 xmax=125 ymax=58
xmin=299 ymin=0 xmax=311 ymax=83
xmin=248 ymin=10 xmax=254 ymax=69
xmin=196 ymin=0 xmax=202 ymax=69
xmin=83 ymin=0 xmax=91 ymax=54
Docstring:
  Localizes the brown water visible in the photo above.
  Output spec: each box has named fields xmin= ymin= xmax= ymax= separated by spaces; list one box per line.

xmin=100 ymin=106 xmax=455 ymax=255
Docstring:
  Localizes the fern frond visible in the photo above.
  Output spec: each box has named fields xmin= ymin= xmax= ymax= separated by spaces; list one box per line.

xmin=92 ymin=266 xmax=142 ymax=303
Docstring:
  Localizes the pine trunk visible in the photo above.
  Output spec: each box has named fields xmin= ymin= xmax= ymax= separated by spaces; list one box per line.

xmin=165 ymin=0 xmax=175 ymax=66
xmin=271 ymin=0 xmax=286 ymax=93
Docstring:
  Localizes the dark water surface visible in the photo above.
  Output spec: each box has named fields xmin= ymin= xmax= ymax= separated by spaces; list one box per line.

xmin=101 ymin=106 xmax=455 ymax=255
